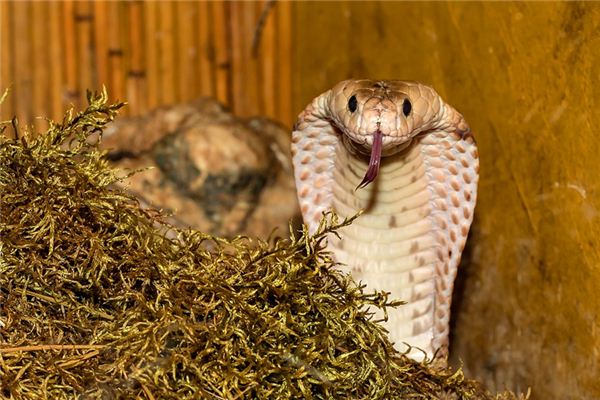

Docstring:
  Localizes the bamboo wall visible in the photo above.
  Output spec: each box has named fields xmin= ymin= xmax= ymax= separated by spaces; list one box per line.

xmin=0 ymin=1 xmax=292 ymax=133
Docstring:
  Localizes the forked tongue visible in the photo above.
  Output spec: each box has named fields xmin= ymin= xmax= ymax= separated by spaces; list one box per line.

xmin=356 ymin=130 xmax=383 ymax=189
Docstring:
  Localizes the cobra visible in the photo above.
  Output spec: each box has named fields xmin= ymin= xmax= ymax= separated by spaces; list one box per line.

xmin=291 ymin=80 xmax=479 ymax=361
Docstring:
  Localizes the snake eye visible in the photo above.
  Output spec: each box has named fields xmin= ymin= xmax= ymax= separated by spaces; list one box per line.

xmin=348 ymin=95 xmax=358 ymax=113
xmin=402 ymin=98 xmax=412 ymax=116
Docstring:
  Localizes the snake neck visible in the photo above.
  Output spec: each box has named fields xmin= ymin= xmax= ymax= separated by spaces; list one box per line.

xmin=330 ymin=139 xmax=440 ymax=360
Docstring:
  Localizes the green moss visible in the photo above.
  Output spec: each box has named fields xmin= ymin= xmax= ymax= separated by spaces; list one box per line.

xmin=0 ymin=91 xmax=522 ymax=399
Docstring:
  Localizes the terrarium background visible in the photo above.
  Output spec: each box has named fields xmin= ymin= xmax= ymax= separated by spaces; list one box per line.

xmin=0 ymin=1 xmax=293 ymax=131
xmin=2 ymin=2 xmax=600 ymax=400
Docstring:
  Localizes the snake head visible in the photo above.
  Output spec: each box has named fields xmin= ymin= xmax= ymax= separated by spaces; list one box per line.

xmin=328 ymin=80 xmax=443 ymax=188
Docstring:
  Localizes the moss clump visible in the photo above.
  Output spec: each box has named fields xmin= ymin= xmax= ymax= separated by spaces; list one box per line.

xmin=0 ymin=91 xmax=522 ymax=399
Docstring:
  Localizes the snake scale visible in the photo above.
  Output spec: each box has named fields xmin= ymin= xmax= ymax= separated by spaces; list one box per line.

xmin=291 ymin=80 xmax=479 ymax=361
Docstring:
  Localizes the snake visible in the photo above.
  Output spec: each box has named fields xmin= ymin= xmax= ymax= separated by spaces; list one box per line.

xmin=291 ymin=80 xmax=479 ymax=361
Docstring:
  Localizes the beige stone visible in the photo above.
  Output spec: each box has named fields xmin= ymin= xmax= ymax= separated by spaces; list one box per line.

xmin=102 ymin=98 xmax=299 ymax=238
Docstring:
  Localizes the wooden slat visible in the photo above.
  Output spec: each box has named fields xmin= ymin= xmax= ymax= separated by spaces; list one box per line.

xmin=241 ymin=1 xmax=259 ymax=117
xmin=0 ymin=1 xmax=14 ymax=123
xmin=127 ymin=1 xmax=145 ymax=114
xmin=32 ymin=1 xmax=50 ymax=132
xmin=143 ymin=1 xmax=159 ymax=111
xmin=197 ymin=1 xmax=213 ymax=97
xmin=75 ymin=1 xmax=94 ymax=105
xmin=230 ymin=1 xmax=259 ymax=117
xmin=230 ymin=2 xmax=243 ymax=114
xmin=176 ymin=1 xmax=198 ymax=102
xmin=48 ymin=2 xmax=64 ymax=122
xmin=276 ymin=1 xmax=293 ymax=126
xmin=259 ymin=0 xmax=277 ymax=120
xmin=93 ymin=1 xmax=109 ymax=89
xmin=158 ymin=1 xmax=176 ymax=104
xmin=63 ymin=1 xmax=79 ymax=109
xmin=12 ymin=1 xmax=33 ymax=129
xmin=107 ymin=2 xmax=125 ymax=110
xmin=212 ymin=1 xmax=231 ymax=107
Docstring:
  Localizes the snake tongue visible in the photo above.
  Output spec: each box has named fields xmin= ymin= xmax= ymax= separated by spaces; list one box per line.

xmin=356 ymin=130 xmax=383 ymax=189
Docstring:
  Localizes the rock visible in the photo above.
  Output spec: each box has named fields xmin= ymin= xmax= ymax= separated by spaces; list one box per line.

xmin=102 ymin=98 xmax=300 ymax=238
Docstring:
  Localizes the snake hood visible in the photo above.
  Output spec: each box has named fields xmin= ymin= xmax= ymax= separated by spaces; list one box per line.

xmin=292 ymin=79 xmax=478 ymax=361
xmin=324 ymin=80 xmax=445 ymax=188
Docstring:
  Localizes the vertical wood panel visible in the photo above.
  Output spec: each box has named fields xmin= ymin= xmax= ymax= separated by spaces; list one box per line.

xmin=32 ymin=2 xmax=49 ymax=132
xmin=12 ymin=1 xmax=33 ymax=127
xmin=93 ymin=1 xmax=109 ymax=89
xmin=197 ymin=1 xmax=213 ymax=97
xmin=158 ymin=1 xmax=176 ymax=104
xmin=259 ymin=0 xmax=277 ymax=120
xmin=143 ymin=1 xmax=160 ymax=111
xmin=62 ymin=1 xmax=78 ymax=109
xmin=1 ymin=1 xmax=14 ymax=123
xmin=241 ymin=2 xmax=259 ymax=116
xmin=75 ymin=1 xmax=94 ymax=106
xmin=127 ymin=1 xmax=145 ymax=114
xmin=276 ymin=1 xmax=292 ymax=124
xmin=176 ymin=1 xmax=198 ymax=102
xmin=212 ymin=1 xmax=231 ymax=107
xmin=48 ymin=2 xmax=64 ymax=122
xmin=107 ymin=2 xmax=125 ymax=108
xmin=229 ymin=2 xmax=243 ymax=112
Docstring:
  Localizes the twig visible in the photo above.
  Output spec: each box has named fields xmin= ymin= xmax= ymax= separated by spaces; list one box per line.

xmin=57 ymin=349 xmax=101 ymax=368
xmin=0 ymin=344 xmax=105 ymax=354
xmin=251 ymin=0 xmax=276 ymax=57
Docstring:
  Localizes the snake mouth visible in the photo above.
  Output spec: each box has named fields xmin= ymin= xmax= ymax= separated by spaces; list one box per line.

xmin=356 ymin=130 xmax=383 ymax=189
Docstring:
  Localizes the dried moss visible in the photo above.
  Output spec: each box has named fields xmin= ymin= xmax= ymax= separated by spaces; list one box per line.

xmin=0 ymin=91 xmax=523 ymax=399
